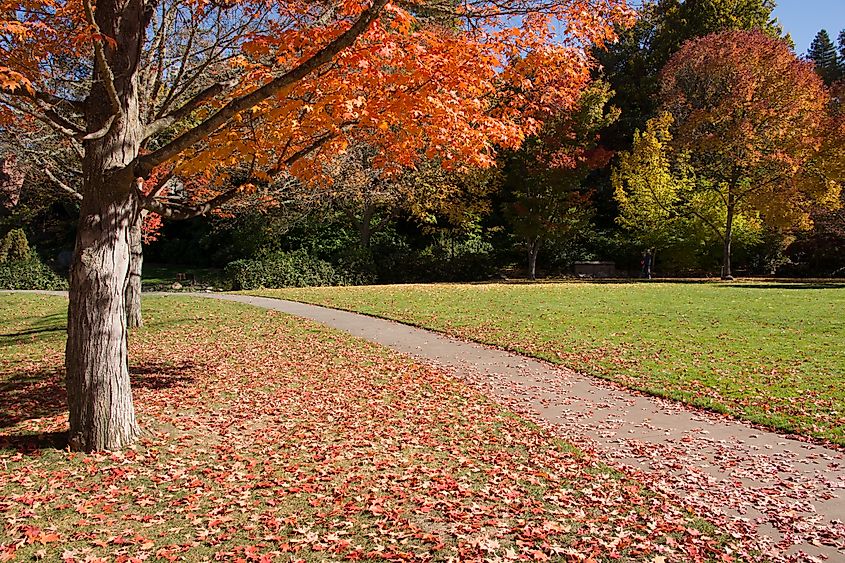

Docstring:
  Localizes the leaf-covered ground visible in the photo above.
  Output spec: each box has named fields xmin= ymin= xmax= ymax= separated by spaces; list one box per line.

xmin=1 ymin=294 xmax=741 ymax=562
xmin=252 ymin=282 xmax=845 ymax=445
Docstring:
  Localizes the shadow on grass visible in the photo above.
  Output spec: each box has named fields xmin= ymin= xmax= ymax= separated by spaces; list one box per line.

xmin=130 ymin=361 xmax=197 ymax=389
xmin=718 ymin=283 xmax=845 ymax=290
xmin=472 ymin=278 xmax=845 ymax=288
xmin=0 ymin=361 xmax=198 ymax=452
xmin=0 ymin=312 xmax=67 ymax=348
xmin=0 ymin=367 xmax=66 ymax=430
xmin=0 ymin=430 xmax=68 ymax=452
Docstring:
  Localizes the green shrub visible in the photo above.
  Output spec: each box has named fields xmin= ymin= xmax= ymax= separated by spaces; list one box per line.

xmin=0 ymin=258 xmax=68 ymax=290
xmin=0 ymin=228 xmax=31 ymax=263
xmin=225 ymin=250 xmax=347 ymax=290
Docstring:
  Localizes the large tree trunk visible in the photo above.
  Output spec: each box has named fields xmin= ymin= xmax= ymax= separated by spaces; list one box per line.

xmin=67 ymin=176 xmax=142 ymax=451
xmin=66 ymin=0 xmax=147 ymax=451
xmin=125 ymin=211 xmax=144 ymax=328
xmin=721 ymin=201 xmax=735 ymax=280
xmin=527 ymin=237 xmax=540 ymax=281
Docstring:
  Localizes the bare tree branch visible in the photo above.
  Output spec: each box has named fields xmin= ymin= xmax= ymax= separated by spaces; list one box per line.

xmin=0 ymin=96 xmax=83 ymax=138
xmin=142 ymin=181 xmax=244 ymax=219
xmin=83 ymin=0 xmax=122 ymax=121
xmin=135 ymin=0 xmax=388 ymax=176
xmin=0 ymin=84 xmax=84 ymax=113
xmin=143 ymin=77 xmax=238 ymax=139
xmin=142 ymin=170 xmax=175 ymax=204
xmin=82 ymin=115 xmax=117 ymax=140
xmin=44 ymin=167 xmax=83 ymax=200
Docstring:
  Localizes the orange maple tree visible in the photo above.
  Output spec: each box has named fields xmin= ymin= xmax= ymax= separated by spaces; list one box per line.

xmin=0 ymin=0 xmax=633 ymax=450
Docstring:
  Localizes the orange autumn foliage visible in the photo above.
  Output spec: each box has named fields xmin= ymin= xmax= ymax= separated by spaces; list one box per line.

xmin=1 ymin=0 xmax=635 ymax=202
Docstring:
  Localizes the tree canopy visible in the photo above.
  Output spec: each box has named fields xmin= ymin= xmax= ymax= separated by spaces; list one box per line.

xmin=657 ymin=30 xmax=839 ymax=277
xmin=808 ymin=29 xmax=841 ymax=85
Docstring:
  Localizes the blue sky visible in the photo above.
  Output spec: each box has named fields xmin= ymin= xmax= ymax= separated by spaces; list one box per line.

xmin=772 ymin=0 xmax=845 ymax=54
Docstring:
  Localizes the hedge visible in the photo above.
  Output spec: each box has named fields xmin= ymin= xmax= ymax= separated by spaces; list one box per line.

xmin=225 ymin=250 xmax=347 ymax=290
xmin=0 ymin=258 xmax=68 ymax=290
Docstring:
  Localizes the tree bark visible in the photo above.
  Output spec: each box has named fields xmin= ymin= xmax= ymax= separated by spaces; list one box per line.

xmin=67 ymin=171 xmax=142 ymax=451
xmin=722 ymin=199 xmax=735 ymax=280
xmin=65 ymin=0 xmax=146 ymax=452
xmin=359 ymin=202 xmax=374 ymax=249
xmin=125 ymin=211 xmax=144 ymax=328
xmin=527 ymin=237 xmax=541 ymax=280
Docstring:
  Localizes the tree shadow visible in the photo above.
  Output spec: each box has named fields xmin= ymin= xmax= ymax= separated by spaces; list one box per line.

xmin=0 ymin=367 xmax=66 ymax=430
xmin=0 ymin=431 xmax=68 ymax=453
xmin=473 ymin=278 xmax=845 ymax=289
xmin=0 ymin=360 xmax=198 ymax=452
xmin=130 ymin=361 xmax=198 ymax=389
xmin=0 ymin=312 xmax=67 ymax=348
xmin=718 ymin=283 xmax=845 ymax=290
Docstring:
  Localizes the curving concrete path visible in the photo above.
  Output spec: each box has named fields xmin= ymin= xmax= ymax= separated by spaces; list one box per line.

xmin=5 ymin=290 xmax=844 ymax=561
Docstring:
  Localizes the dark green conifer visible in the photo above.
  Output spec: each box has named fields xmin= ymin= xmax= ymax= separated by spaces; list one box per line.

xmin=808 ymin=29 xmax=840 ymax=85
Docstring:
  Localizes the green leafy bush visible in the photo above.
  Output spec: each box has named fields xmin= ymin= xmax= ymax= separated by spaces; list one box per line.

xmin=0 ymin=228 xmax=31 ymax=263
xmin=225 ymin=250 xmax=348 ymax=290
xmin=0 ymin=258 xmax=68 ymax=290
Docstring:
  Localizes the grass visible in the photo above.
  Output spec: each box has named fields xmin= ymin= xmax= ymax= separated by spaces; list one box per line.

xmin=248 ymin=281 xmax=845 ymax=445
xmin=0 ymin=293 xmax=740 ymax=561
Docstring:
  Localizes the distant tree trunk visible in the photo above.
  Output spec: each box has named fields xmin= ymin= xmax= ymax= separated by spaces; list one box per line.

xmin=651 ymin=248 xmax=657 ymax=278
xmin=359 ymin=202 xmax=374 ymax=248
xmin=722 ymin=198 xmax=735 ymax=280
xmin=347 ymin=201 xmax=376 ymax=248
xmin=125 ymin=211 xmax=144 ymax=328
xmin=65 ymin=0 xmax=145 ymax=451
xmin=527 ymin=236 xmax=541 ymax=280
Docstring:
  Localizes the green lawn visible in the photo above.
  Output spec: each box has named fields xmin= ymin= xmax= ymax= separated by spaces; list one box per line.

xmin=250 ymin=281 xmax=845 ymax=445
xmin=0 ymin=293 xmax=738 ymax=560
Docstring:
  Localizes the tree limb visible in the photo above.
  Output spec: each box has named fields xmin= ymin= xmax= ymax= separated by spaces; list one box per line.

xmin=143 ymin=170 xmax=175 ymax=203
xmin=143 ymin=78 xmax=239 ymax=140
xmin=81 ymin=115 xmax=117 ymax=140
xmin=135 ymin=0 xmax=388 ymax=176
xmin=142 ymin=184 xmax=242 ymax=219
xmin=44 ymin=167 xmax=83 ymax=200
xmin=1 ymin=96 xmax=83 ymax=137
xmin=0 ymin=84 xmax=84 ymax=113
xmin=83 ymin=0 xmax=122 ymax=121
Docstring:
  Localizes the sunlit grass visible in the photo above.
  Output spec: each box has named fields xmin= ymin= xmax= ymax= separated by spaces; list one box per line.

xmin=251 ymin=281 xmax=845 ymax=444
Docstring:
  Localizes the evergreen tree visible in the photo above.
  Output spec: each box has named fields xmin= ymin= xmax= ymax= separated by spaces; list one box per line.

xmin=838 ymin=29 xmax=845 ymax=77
xmin=808 ymin=29 xmax=840 ymax=85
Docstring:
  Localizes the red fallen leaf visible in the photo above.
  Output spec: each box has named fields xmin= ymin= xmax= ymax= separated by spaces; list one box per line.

xmin=531 ymin=549 xmax=549 ymax=561
xmin=24 ymin=527 xmax=60 ymax=545
xmin=39 ymin=534 xmax=59 ymax=544
xmin=0 ymin=546 xmax=16 ymax=562
xmin=155 ymin=547 xmax=179 ymax=562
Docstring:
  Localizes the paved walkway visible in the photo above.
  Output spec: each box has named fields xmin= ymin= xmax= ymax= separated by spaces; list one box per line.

xmin=6 ymin=290 xmax=845 ymax=560
xmin=192 ymin=293 xmax=844 ymax=562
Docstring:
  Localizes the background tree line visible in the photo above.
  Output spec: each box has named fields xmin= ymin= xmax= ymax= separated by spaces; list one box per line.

xmin=2 ymin=0 xmax=844 ymax=290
